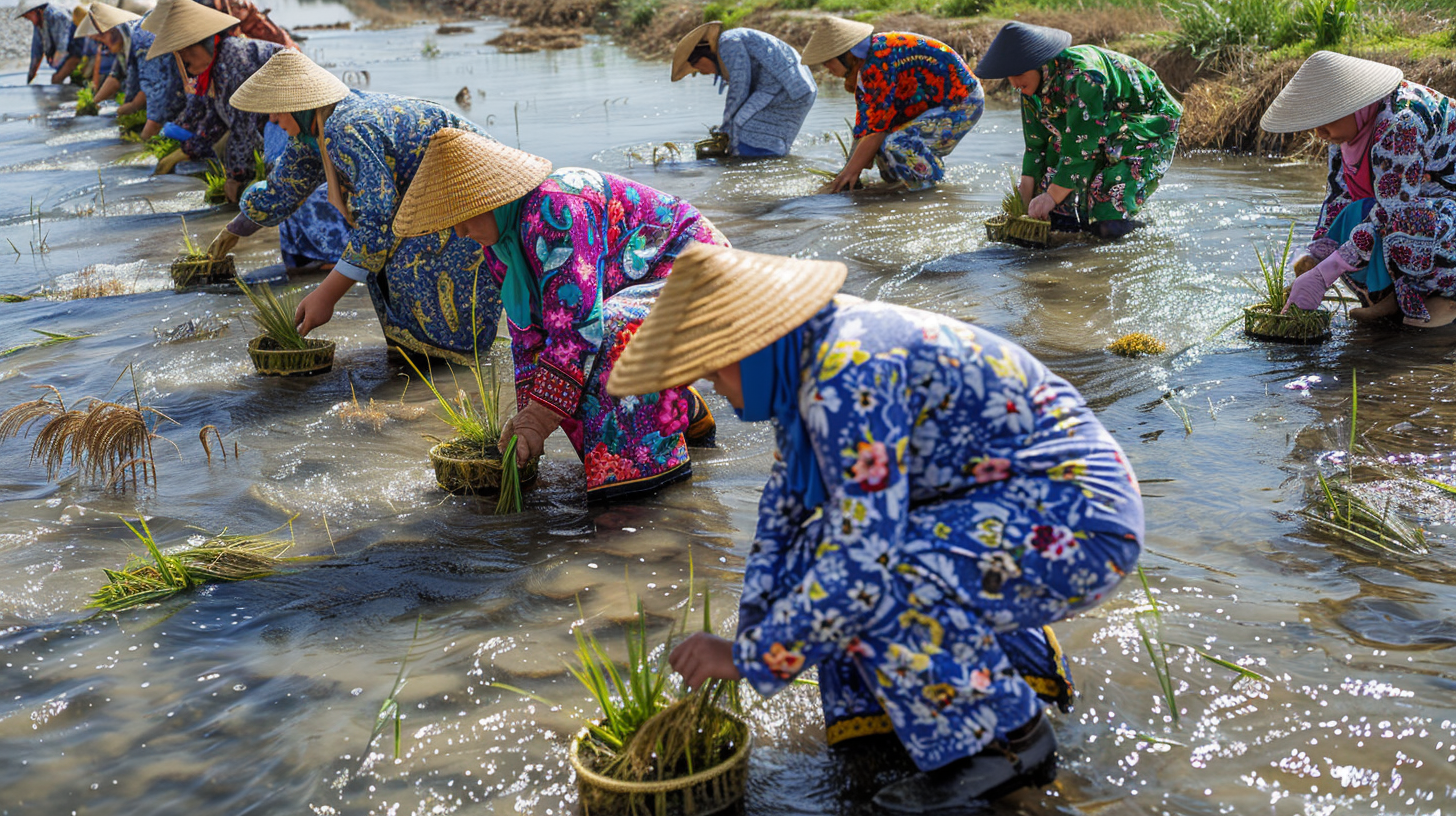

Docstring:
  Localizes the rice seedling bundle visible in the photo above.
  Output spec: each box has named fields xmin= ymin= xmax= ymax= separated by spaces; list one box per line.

xmin=117 ymin=109 xmax=147 ymax=140
xmin=143 ymin=135 xmax=181 ymax=159
xmin=985 ymin=182 xmax=1050 ymax=248
xmin=237 ymin=280 xmax=335 ymax=375
xmin=1240 ymin=222 xmax=1332 ymax=343
xmin=203 ymin=150 xmax=269 ymax=205
xmin=171 ymin=216 xmax=236 ymax=287
xmin=694 ymin=129 xmax=729 ymax=160
xmin=75 ymin=87 xmax=99 ymax=116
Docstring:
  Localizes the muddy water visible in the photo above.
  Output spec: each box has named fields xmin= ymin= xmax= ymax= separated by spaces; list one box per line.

xmin=1 ymin=7 xmax=1454 ymax=816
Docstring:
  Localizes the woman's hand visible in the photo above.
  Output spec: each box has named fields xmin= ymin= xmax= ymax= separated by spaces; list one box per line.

xmin=207 ymin=228 xmax=240 ymax=260
xmin=498 ymin=401 xmax=563 ymax=465
xmin=224 ymin=179 xmax=244 ymax=205
xmin=825 ymin=167 xmax=862 ymax=194
xmin=669 ymin=632 xmax=740 ymax=692
xmin=294 ymin=270 xmax=356 ymax=335
xmin=1028 ymin=192 xmax=1058 ymax=220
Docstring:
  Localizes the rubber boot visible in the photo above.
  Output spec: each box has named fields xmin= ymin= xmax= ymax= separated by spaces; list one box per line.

xmin=684 ymin=385 xmax=716 ymax=448
xmin=871 ymin=710 xmax=1059 ymax=814
xmin=1090 ymin=219 xmax=1143 ymax=241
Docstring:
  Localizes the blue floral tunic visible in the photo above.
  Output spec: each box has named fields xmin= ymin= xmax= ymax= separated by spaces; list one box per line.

xmin=107 ymin=19 xmax=187 ymax=125
xmin=172 ymin=36 xmax=282 ymax=183
xmin=29 ymin=3 xmax=82 ymax=77
xmin=1306 ymin=81 xmax=1456 ymax=321
xmin=482 ymin=169 xmax=727 ymax=500
xmin=714 ymin=28 xmax=816 ymax=157
xmin=733 ymin=297 xmax=1143 ymax=770
xmin=241 ymin=90 xmax=500 ymax=363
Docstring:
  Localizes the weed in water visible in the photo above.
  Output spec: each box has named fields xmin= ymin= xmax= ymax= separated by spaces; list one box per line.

xmin=236 ymin=280 xmax=309 ymax=350
xmin=0 ymin=328 xmax=91 ymax=359
xmin=1133 ymin=565 xmax=1179 ymax=724
xmin=370 ymin=615 xmax=423 ymax=762
xmin=421 ymin=38 xmax=441 ymax=58
xmin=199 ymin=425 xmax=227 ymax=462
xmin=1162 ymin=396 xmax=1193 ymax=435
xmin=1107 ymin=332 xmax=1167 ymax=357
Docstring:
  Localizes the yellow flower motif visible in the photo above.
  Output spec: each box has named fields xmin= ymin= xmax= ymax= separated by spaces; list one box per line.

xmin=437 ymin=273 xmax=459 ymax=332
xmin=933 ymin=522 xmax=952 ymax=539
xmin=819 ymin=340 xmax=870 ymax=381
xmin=975 ymin=517 xmax=1004 ymax=548
xmin=808 ymin=581 xmax=827 ymax=601
xmin=897 ymin=609 xmax=945 ymax=649
xmin=986 ymin=348 xmax=1027 ymax=385
xmin=922 ymin=683 xmax=957 ymax=706
xmin=815 ymin=539 xmax=840 ymax=558
xmin=894 ymin=437 xmax=909 ymax=472
xmin=1048 ymin=460 xmax=1088 ymax=481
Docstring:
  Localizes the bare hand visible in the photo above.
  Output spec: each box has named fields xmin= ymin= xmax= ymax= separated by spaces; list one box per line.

xmin=224 ymin=179 xmax=244 ymax=205
xmin=153 ymin=147 xmax=187 ymax=175
xmin=49 ymin=72 xmax=65 ymax=86
xmin=824 ymin=167 xmax=862 ymax=194
xmin=294 ymin=288 xmax=336 ymax=336
xmin=1291 ymin=255 xmax=1318 ymax=276
xmin=1028 ymin=192 xmax=1058 ymax=221
xmin=207 ymin=228 xmax=240 ymax=260
xmin=669 ymin=632 xmax=740 ymax=692
xmin=499 ymin=401 xmax=562 ymax=465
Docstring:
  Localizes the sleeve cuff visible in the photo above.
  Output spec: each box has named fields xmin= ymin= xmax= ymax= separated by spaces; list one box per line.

xmin=334 ymin=260 xmax=371 ymax=283
xmin=226 ymin=212 xmax=264 ymax=238
xmin=529 ymin=359 xmax=584 ymax=418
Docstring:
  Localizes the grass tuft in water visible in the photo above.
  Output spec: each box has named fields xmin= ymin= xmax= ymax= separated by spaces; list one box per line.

xmin=1107 ymin=332 xmax=1167 ymax=357
xmin=1133 ymin=565 xmax=1179 ymax=724
xmin=0 ymin=328 xmax=91 ymax=359
xmin=399 ymin=352 xmax=503 ymax=452
xmin=370 ymin=615 xmax=422 ymax=761
xmin=235 ymin=280 xmax=308 ymax=350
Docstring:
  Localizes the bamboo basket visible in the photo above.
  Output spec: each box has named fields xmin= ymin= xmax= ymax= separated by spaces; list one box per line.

xmin=171 ymin=255 xmax=237 ymax=288
xmin=570 ymin=715 xmax=752 ymax=816
xmin=428 ymin=440 xmax=538 ymax=495
xmin=247 ymin=336 xmax=336 ymax=376
xmin=985 ymin=214 xmax=1052 ymax=248
xmin=695 ymin=132 xmax=730 ymax=160
xmin=1242 ymin=303 xmax=1332 ymax=344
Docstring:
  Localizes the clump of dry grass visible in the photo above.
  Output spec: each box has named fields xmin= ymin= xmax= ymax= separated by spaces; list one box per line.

xmin=41 ymin=267 xmax=138 ymax=300
xmin=1107 ymin=332 xmax=1167 ymax=357
xmin=336 ymin=381 xmax=428 ymax=431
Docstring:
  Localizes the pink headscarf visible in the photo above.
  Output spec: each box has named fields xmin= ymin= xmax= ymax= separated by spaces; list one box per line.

xmin=1339 ymin=101 xmax=1382 ymax=200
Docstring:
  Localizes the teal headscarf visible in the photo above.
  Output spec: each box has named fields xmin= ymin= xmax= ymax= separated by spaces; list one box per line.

xmin=293 ymin=109 xmax=318 ymax=150
xmin=489 ymin=198 xmax=532 ymax=327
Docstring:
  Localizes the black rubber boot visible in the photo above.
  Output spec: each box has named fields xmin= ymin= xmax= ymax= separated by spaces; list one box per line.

xmin=684 ymin=385 xmax=717 ymax=448
xmin=1090 ymin=219 xmax=1143 ymax=241
xmin=871 ymin=711 xmax=1059 ymax=814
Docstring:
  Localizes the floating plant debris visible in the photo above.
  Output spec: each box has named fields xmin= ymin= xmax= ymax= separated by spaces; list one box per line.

xmin=1107 ymin=332 xmax=1167 ymax=357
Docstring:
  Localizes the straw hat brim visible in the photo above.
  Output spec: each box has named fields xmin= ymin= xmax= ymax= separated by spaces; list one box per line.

xmin=671 ymin=21 xmax=722 ymax=82
xmin=230 ymin=49 xmax=351 ymax=113
xmin=145 ymin=0 xmax=237 ymax=59
xmin=393 ymin=128 xmax=554 ymax=238
xmin=799 ymin=16 xmax=872 ymax=66
xmin=1261 ymin=51 xmax=1403 ymax=133
xmin=973 ymin=21 xmax=1071 ymax=79
xmin=89 ymin=2 xmax=142 ymax=33
xmin=76 ymin=12 xmax=100 ymax=36
xmin=605 ymin=244 xmax=848 ymax=397
xmin=13 ymin=0 xmax=48 ymax=20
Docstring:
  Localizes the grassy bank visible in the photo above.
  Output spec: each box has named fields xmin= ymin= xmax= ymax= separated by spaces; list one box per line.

xmin=444 ymin=0 xmax=1456 ymax=155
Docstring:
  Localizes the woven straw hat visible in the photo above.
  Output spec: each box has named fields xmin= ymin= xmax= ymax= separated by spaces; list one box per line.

xmin=800 ymin=16 xmax=872 ymax=67
xmin=14 ymin=0 xmax=48 ymax=20
xmin=76 ymin=6 xmax=100 ymax=36
xmin=139 ymin=0 xmax=173 ymax=33
xmin=145 ymin=0 xmax=237 ymax=59
xmin=393 ymin=128 xmax=553 ymax=238
xmin=671 ymin=21 xmax=723 ymax=82
xmin=1261 ymin=51 xmax=1403 ymax=133
xmin=71 ymin=3 xmax=88 ymax=25
xmin=87 ymin=2 xmax=141 ymax=34
xmin=605 ymin=243 xmax=847 ymax=397
xmin=974 ymin=21 xmax=1072 ymax=79
xmin=230 ymin=50 xmax=350 ymax=113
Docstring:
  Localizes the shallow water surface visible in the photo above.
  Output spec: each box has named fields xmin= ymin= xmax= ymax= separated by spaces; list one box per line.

xmin=1 ymin=10 xmax=1454 ymax=816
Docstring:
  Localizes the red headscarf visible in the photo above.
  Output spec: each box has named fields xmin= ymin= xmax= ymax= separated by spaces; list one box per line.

xmin=1340 ymin=101 xmax=1382 ymax=200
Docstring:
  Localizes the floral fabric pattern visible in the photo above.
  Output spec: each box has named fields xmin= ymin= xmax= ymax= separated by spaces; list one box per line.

xmin=481 ymin=169 xmax=728 ymax=499
xmin=260 ymin=123 xmax=347 ymax=269
xmin=1307 ymin=81 xmax=1456 ymax=321
xmin=732 ymin=297 xmax=1143 ymax=770
xmin=853 ymin=32 xmax=978 ymax=141
xmin=29 ymin=4 xmax=82 ymax=72
xmin=241 ymin=90 xmax=500 ymax=362
xmin=172 ymin=36 xmax=282 ymax=183
xmin=1021 ymin=45 xmax=1181 ymax=223
xmin=874 ymin=99 xmax=982 ymax=190
xmin=109 ymin=20 xmax=186 ymax=125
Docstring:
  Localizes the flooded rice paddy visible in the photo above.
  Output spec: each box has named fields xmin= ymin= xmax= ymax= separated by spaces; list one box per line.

xmin=1 ymin=6 xmax=1455 ymax=815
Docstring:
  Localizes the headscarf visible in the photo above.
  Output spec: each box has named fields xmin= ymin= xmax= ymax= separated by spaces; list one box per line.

xmin=1340 ymin=101 xmax=1382 ymax=201
xmin=488 ymin=198 xmax=532 ymax=327
xmin=181 ymin=34 xmax=222 ymax=96
xmin=735 ymin=324 xmax=827 ymax=510
xmin=293 ymin=108 xmax=318 ymax=149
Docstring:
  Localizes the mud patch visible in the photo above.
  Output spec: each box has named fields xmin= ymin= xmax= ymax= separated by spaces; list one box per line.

xmin=487 ymin=25 xmax=588 ymax=53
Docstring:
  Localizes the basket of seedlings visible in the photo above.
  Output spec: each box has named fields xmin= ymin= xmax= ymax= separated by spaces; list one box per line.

xmin=400 ymin=351 xmax=536 ymax=509
xmin=237 ymin=280 xmax=335 ymax=376
xmin=985 ymin=182 xmax=1051 ymax=249
xmin=694 ymin=128 xmax=730 ymax=160
xmin=1240 ymin=223 xmax=1332 ymax=344
xmin=566 ymin=596 xmax=751 ymax=816
xmin=170 ymin=216 xmax=236 ymax=288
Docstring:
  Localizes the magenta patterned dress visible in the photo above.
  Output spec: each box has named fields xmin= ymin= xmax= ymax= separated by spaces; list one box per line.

xmin=481 ymin=169 xmax=728 ymax=502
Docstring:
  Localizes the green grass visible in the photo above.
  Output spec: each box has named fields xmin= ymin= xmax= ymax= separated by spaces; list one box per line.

xmin=236 ymin=280 xmax=309 ymax=350
xmin=0 ymin=329 xmax=91 ymax=359
xmin=399 ymin=352 xmax=503 ymax=451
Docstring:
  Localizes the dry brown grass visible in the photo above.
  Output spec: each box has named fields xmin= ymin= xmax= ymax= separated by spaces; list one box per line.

xmin=487 ymin=26 xmax=588 ymax=52
xmin=0 ymin=379 xmax=176 ymax=489
xmin=42 ymin=267 xmax=137 ymax=301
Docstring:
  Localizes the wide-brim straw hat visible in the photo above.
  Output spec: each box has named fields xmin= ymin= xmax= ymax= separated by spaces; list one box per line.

xmin=671 ymin=21 xmax=723 ymax=82
xmin=605 ymin=244 xmax=847 ymax=397
xmin=393 ymin=128 xmax=553 ymax=238
xmin=1261 ymin=51 xmax=1404 ymax=133
xmin=76 ymin=6 xmax=100 ymax=36
xmin=800 ymin=16 xmax=872 ymax=67
xmin=14 ymin=0 xmax=48 ymax=20
xmin=230 ymin=50 xmax=350 ymax=113
xmin=88 ymin=2 xmax=141 ymax=34
xmin=145 ymin=0 xmax=237 ymax=59
xmin=973 ymin=22 xmax=1071 ymax=79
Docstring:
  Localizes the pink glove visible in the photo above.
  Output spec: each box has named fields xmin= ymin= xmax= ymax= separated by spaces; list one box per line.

xmin=1286 ymin=252 xmax=1355 ymax=311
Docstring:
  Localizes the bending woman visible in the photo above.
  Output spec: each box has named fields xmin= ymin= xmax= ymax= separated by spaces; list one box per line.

xmin=977 ymin=22 xmax=1181 ymax=241
xmin=392 ymin=129 xmax=726 ymax=503
xmin=608 ymin=243 xmax=1143 ymax=811
xmin=799 ymin=16 xmax=983 ymax=193
xmin=670 ymin=22 xmax=816 ymax=158
xmin=1265 ymin=51 xmax=1456 ymax=327
xmin=82 ymin=4 xmax=186 ymax=142
xmin=218 ymin=51 xmax=501 ymax=364
xmin=19 ymin=0 xmax=83 ymax=85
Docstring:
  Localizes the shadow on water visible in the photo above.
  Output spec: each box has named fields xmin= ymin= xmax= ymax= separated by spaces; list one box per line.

xmin=1 ymin=3 xmax=1455 ymax=814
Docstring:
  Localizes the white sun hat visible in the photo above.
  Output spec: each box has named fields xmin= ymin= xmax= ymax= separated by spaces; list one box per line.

xmin=1261 ymin=51 xmax=1404 ymax=133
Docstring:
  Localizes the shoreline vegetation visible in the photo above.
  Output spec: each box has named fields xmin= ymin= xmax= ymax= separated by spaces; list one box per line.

xmin=438 ymin=0 xmax=1456 ymax=156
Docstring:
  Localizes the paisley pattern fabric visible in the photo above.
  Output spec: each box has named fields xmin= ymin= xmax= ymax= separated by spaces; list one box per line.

xmin=171 ymin=36 xmax=282 ymax=183
xmin=109 ymin=19 xmax=187 ymax=125
xmin=874 ymin=99 xmax=982 ymax=190
xmin=1305 ymin=82 xmax=1456 ymax=321
xmin=481 ymin=169 xmax=728 ymax=499
xmin=1021 ymin=45 xmax=1181 ymax=223
xmin=260 ymin=123 xmax=347 ymax=269
xmin=853 ymin=32 xmax=978 ymax=140
xmin=241 ymin=91 xmax=499 ymax=363
xmin=732 ymin=297 xmax=1143 ymax=770
xmin=29 ymin=4 xmax=82 ymax=72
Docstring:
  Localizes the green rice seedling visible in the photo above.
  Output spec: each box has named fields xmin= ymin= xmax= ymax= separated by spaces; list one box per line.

xmin=1234 ymin=221 xmax=1332 ymax=341
xmin=177 ymin=214 xmax=206 ymax=259
xmin=494 ymin=435 xmax=524 ymax=515
xmin=987 ymin=172 xmax=1050 ymax=246
xmin=1133 ymin=565 xmax=1179 ymax=724
xmin=75 ymin=87 xmax=99 ymax=116
xmin=0 ymin=294 xmax=32 ymax=302
xmin=399 ymin=352 xmax=501 ymax=452
xmin=143 ymin=135 xmax=181 ymax=159
xmin=235 ymin=280 xmax=308 ymax=350
xmin=117 ymin=108 xmax=146 ymax=137
xmin=370 ymin=615 xmax=422 ymax=760
xmin=1162 ymin=396 xmax=1193 ymax=436
xmin=566 ymin=596 xmax=675 ymax=754
xmin=421 ymin=38 xmax=441 ymax=58
xmin=203 ymin=160 xmax=229 ymax=204
xmin=0 ymin=328 xmax=91 ymax=359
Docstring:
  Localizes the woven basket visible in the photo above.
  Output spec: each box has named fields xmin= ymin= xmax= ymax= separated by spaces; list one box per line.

xmin=1242 ymin=303 xmax=1332 ymax=344
xmin=570 ymin=714 xmax=752 ymax=816
xmin=694 ymin=132 xmax=730 ymax=160
xmin=171 ymin=255 xmax=236 ymax=288
xmin=247 ymin=336 xmax=336 ymax=376
xmin=428 ymin=441 xmax=538 ymax=495
xmin=984 ymin=214 xmax=1051 ymax=248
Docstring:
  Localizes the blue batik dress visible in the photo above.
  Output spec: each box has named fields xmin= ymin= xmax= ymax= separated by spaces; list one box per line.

xmin=172 ymin=36 xmax=282 ymax=183
xmin=29 ymin=3 xmax=82 ymax=77
xmin=734 ymin=297 xmax=1143 ymax=771
xmin=240 ymin=90 xmax=501 ymax=364
xmin=109 ymin=19 xmax=186 ymax=125
xmin=260 ymin=123 xmax=347 ymax=270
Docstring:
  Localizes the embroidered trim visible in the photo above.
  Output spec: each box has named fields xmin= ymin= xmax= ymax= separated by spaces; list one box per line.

xmin=585 ymin=460 xmax=692 ymax=504
xmin=826 ymin=714 xmax=895 ymax=745
xmin=532 ymin=359 xmax=584 ymax=418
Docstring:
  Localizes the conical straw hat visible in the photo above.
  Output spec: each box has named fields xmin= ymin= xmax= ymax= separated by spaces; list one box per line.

xmin=75 ymin=6 xmax=100 ymax=36
xmin=393 ymin=128 xmax=554 ymax=238
xmin=13 ymin=0 xmax=48 ymax=20
xmin=1261 ymin=51 xmax=1403 ymax=133
xmin=71 ymin=3 xmax=88 ymax=25
xmin=88 ymin=2 xmax=141 ymax=34
xmin=230 ymin=50 xmax=350 ymax=113
xmin=671 ymin=21 xmax=722 ymax=82
xmin=799 ymin=16 xmax=872 ymax=67
xmin=140 ymin=0 xmax=174 ymax=33
xmin=606 ymin=243 xmax=847 ymax=397
xmin=145 ymin=0 xmax=237 ymax=59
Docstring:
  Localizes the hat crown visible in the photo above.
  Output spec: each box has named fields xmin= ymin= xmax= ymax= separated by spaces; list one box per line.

xmin=799 ymin=15 xmax=873 ymax=66
xmin=144 ymin=0 xmax=238 ymax=58
xmin=392 ymin=128 xmax=553 ymax=238
xmin=89 ymin=2 xmax=141 ymax=32
xmin=229 ymin=49 xmax=352 ymax=113
xmin=1260 ymin=50 xmax=1403 ymax=133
